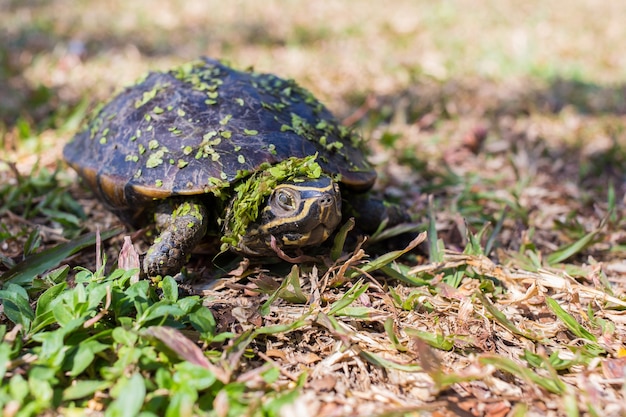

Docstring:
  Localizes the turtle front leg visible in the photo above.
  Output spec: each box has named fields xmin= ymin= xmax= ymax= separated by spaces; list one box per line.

xmin=143 ymin=200 xmax=208 ymax=277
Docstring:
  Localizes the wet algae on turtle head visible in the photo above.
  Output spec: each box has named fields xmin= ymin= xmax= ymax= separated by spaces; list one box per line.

xmin=64 ymin=57 xmax=407 ymax=277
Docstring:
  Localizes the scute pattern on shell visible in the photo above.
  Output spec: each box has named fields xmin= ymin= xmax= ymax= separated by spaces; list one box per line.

xmin=64 ymin=57 xmax=376 ymax=210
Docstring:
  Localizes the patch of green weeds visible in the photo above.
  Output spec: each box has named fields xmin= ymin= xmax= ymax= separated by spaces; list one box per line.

xmin=401 ymin=204 xmax=507 ymax=291
xmin=0 ymin=163 xmax=85 ymax=239
xmin=0 ymin=265 xmax=301 ymax=416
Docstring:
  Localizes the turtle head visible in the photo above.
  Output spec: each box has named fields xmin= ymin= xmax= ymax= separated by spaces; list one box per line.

xmin=235 ymin=175 xmax=342 ymax=256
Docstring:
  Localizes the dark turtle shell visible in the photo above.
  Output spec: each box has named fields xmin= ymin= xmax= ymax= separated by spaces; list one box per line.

xmin=64 ymin=57 xmax=376 ymax=214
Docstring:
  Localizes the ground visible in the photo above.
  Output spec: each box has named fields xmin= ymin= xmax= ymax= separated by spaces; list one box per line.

xmin=1 ymin=1 xmax=626 ymax=416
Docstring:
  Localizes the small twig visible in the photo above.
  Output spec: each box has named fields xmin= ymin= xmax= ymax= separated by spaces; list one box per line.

xmin=269 ymin=235 xmax=319 ymax=263
xmin=257 ymin=351 xmax=300 ymax=382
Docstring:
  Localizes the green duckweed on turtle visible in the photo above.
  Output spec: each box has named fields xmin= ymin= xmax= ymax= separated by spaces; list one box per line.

xmin=64 ymin=57 xmax=409 ymax=277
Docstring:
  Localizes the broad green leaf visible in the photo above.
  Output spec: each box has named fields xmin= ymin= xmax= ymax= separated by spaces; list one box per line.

xmin=0 ymin=342 xmax=11 ymax=380
xmin=112 ymin=327 xmax=138 ymax=346
xmin=173 ymin=361 xmax=220 ymax=390
xmin=87 ymin=281 xmax=110 ymax=310
xmin=28 ymin=367 xmax=55 ymax=406
xmin=187 ymin=304 xmax=217 ymax=335
xmin=52 ymin=301 xmax=75 ymax=327
xmin=68 ymin=340 xmax=110 ymax=376
xmin=138 ymin=302 xmax=185 ymax=325
xmin=160 ymin=276 xmax=179 ymax=303
xmin=0 ymin=286 xmax=34 ymax=329
xmin=32 ymin=330 xmax=67 ymax=367
xmin=63 ymin=380 xmax=111 ymax=401
xmin=176 ymin=296 xmax=202 ymax=315
xmin=166 ymin=389 xmax=196 ymax=417
xmin=9 ymin=374 xmax=29 ymax=404
xmin=261 ymin=366 xmax=280 ymax=383
xmin=35 ymin=281 xmax=68 ymax=318
xmin=106 ymin=373 xmax=146 ymax=417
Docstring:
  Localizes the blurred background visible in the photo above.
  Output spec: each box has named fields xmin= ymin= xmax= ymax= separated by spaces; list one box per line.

xmin=2 ymin=0 xmax=625 ymax=158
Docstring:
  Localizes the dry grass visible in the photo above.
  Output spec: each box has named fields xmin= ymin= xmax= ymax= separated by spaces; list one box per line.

xmin=2 ymin=0 xmax=626 ymax=415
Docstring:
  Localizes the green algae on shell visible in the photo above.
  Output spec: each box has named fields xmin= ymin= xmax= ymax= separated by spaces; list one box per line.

xmin=220 ymin=154 xmax=324 ymax=251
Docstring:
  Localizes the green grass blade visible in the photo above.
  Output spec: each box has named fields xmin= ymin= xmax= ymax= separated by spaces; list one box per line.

xmin=367 ymin=222 xmax=422 ymax=244
xmin=479 ymin=355 xmax=566 ymax=394
xmin=384 ymin=317 xmax=407 ymax=352
xmin=404 ymin=327 xmax=454 ymax=351
xmin=428 ymin=196 xmax=443 ymax=263
xmin=545 ymin=297 xmax=605 ymax=356
xmin=485 ymin=207 xmax=507 ymax=256
xmin=327 ymin=280 xmax=369 ymax=316
xmin=0 ymin=229 xmax=122 ymax=286
xmin=476 ymin=292 xmax=542 ymax=341
xmin=358 ymin=350 xmax=422 ymax=372
xmin=346 ymin=232 xmax=426 ymax=280
xmin=546 ymin=229 xmax=599 ymax=265
xmin=331 ymin=217 xmax=355 ymax=261
xmin=378 ymin=264 xmax=432 ymax=286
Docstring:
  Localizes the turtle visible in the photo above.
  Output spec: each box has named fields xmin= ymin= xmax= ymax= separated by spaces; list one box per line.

xmin=64 ymin=57 xmax=408 ymax=277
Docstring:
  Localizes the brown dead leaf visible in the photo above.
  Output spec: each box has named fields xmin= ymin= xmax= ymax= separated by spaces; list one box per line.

xmin=142 ymin=326 xmax=229 ymax=383
xmin=601 ymin=357 xmax=626 ymax=379
xmin=309 ymin=375 xmax=337 ymax=391
xmin=265 ymin=348 xmax=287 ymax=360
xmin=118 ymin=236 xmax=140 ymax=283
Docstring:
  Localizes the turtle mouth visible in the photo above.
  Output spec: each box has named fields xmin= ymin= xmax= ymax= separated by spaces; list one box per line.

xmin=288 ymin=221 xmax=337 ymax=247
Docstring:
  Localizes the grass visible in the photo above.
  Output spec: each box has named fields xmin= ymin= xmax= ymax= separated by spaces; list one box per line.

xmin=2 ymin=0 xmax=626 ymax=415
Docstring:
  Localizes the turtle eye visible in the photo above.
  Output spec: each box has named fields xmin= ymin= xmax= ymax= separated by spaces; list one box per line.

xmin=276 ymin=189 xmax=296 ymax=211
